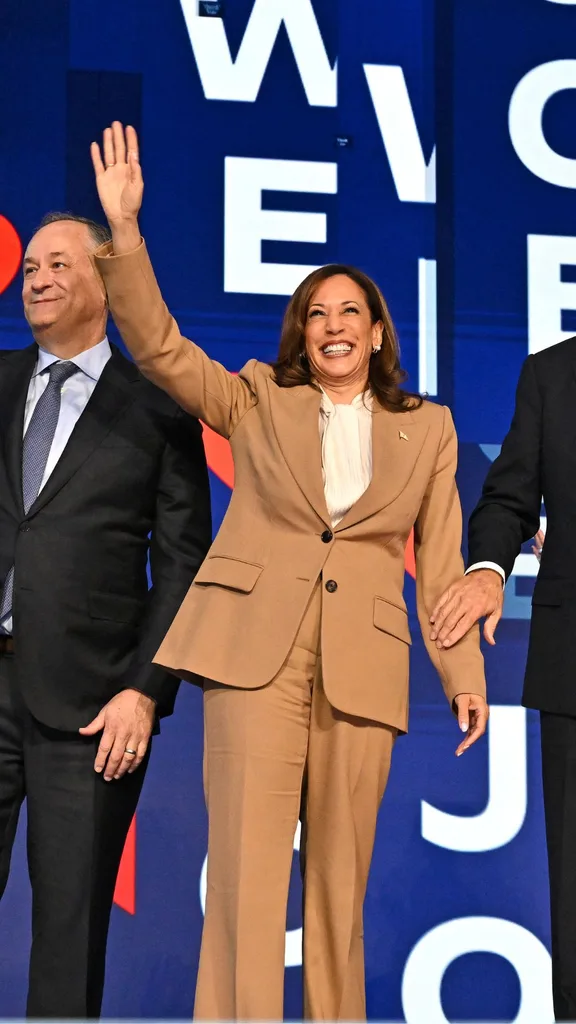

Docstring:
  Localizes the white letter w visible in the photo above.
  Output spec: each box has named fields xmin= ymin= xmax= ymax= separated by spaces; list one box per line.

xmin=179 ymin=0 xmax=337 ymax=106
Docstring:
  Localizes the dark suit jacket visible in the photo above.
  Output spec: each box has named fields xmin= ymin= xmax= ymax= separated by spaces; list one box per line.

xmin=0 ymin=342 xmax=212 ymax=731
xmin=468 ymin=335 xmax=576 ymax=715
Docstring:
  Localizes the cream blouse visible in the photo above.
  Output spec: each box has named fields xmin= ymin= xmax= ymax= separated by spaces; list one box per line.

xmin=319 ymin=390 xmax=373 ymax=527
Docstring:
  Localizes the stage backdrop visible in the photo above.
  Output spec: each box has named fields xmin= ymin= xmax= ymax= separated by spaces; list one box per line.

xmin=1 ymin=1 xmax=575 ymax=1020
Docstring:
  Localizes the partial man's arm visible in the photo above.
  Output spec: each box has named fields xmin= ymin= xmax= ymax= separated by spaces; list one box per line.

xmin=80 ymin=410 xmax=212 ymax=781
xmin=123 ymin=410 xmax=212 ymax=714
xmin=430 ymin=356 xmax=543 ymax=649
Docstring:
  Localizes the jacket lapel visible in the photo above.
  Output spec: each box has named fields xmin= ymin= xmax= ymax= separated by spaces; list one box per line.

xmin=269 ymin=381 xmax=431 ymax=530
xmin=268 ymin=380 xmax=331 ymax=526
xmin=335 ymin=406 xmax=430 ymax=531
xmin=27 ymin=347 xmax=140 ymax=518
xmin=0 ymin=345 xmax=38 ymax=516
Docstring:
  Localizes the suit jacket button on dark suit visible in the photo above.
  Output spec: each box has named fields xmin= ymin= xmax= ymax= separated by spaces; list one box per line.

xmin=321 ymin=530 xmax=333 ymax=543
xmin=325 ymin=579 xmax=338 ymax=593
xmin=19 ymin=523 xmax=30 ymax=533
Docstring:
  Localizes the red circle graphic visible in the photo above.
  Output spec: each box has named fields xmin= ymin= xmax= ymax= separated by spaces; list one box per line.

xmin=0 ymin=215 xmax=22 ymax=295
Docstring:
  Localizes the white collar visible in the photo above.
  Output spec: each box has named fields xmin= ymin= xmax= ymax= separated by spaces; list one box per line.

xmin=33 ymin=337 xmax=111 ymax=382
xmin=319 ymin=387 xmax=372 ymax=416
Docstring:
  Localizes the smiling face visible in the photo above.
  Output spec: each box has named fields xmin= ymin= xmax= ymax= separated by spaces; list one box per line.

xmin=22 ymin=221 xmax=107 ymax=347
xmin=304 ymin=274 xmax=382 ymax=396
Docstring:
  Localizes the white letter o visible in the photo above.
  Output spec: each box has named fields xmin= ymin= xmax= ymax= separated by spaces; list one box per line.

xmin=509 ymin=60 xmax=576 ymax=188
xmin=402 ymin=917 xmax=553 ymax=1023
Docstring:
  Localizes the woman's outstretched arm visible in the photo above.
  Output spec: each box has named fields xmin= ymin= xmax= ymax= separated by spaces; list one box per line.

xmin=91 ymin=122 xmax=257 ymax=438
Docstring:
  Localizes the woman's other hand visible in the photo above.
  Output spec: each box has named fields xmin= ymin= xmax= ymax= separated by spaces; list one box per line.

xmin=453 ymin=693 xmax=489 ymax=756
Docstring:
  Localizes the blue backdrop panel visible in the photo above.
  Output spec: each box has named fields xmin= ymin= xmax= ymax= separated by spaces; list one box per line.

xmin=1 ymin=1 xmax=573 ymax=1019
xmin=66 ymin=70 xmax=143 ymax=219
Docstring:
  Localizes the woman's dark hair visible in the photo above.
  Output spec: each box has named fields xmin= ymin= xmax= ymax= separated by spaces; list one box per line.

xmin=271 ymin=263 xmax=422 ymax=412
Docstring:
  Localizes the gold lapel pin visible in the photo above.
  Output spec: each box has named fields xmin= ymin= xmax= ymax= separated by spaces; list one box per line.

xmin=399 ymin=430 xmax=409 ymax=441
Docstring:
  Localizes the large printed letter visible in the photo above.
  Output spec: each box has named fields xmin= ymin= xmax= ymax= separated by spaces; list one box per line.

xmin=509 ymin=60 xmax=576 ymax=188
xmin=528 ymin=234 xmax=576 ymax=354
xmin=224 ymin=156 xmax=337 ymax=295
xmin=402 ymin=918 xmax=553 ymax=1023
xmin=179 ymin=0 xmax=336 ymax=105
xmin=364 ymin=64 xmax=435 ymax=203
xmin=421 ymin=707 xmax=527 ymax=852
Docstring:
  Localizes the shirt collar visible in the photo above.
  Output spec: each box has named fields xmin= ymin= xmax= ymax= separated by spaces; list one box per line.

xmin=319 ymin=386 xmax=372 ymax=416
xmin=33 ymin=337 xmax=112 ymax=382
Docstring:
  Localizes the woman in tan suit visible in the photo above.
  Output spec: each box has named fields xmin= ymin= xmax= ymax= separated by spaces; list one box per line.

xmin=91 ymin=124 xmax=488 ymax=1022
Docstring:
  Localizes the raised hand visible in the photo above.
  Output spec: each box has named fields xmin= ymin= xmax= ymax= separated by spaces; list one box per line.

xmin=91 ymin=122 xmax=143 ymax=228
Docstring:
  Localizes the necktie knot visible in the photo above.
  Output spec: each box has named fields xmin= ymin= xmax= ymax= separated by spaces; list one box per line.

xmin=46 ymin=361 xmax=79 ymax=387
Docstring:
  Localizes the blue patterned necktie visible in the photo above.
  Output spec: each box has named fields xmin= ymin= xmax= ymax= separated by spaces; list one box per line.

xmin=0 ymin=360 xmax=79 ymax=627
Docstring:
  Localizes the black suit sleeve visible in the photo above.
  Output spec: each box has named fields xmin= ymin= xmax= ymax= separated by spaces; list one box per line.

xmin=468 ymin=354 xmax=542 ymax=579
xmin=123 ymin=409 xmax=212 ymax=715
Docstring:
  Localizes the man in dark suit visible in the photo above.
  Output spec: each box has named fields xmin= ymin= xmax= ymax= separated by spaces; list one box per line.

xmin=428 ymin=339 xmax=576 ymax=1020
xmin=0 ymin=211 xmax=211 ymax=1018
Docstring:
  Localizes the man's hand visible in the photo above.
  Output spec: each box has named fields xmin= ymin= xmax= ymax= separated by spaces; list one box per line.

xmin=430 ymin=569 xmax=504 ymax=649
xmin=532 ymin=528 xmax=545 ymax=563
xmin=79 ymin=688 xmax=155 ymax=781
xmin=91 ymin=122 xmax=143 ymax=253
xmin=454 ymin=693 xmax=490 ymax=756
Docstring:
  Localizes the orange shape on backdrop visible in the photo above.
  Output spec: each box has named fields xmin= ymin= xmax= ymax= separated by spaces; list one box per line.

xmin=405 ymin=529 xmax=416 ymax=579
xmin=114 ymin=816 xmax=136 ymax=915
xmin=201 ymin=422 xmax=234 ymax=488
xmin=0 ymin=216 xmax=22 ymax=295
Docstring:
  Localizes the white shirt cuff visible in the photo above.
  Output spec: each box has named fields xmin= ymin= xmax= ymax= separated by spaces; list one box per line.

xmin=465 ymin=561 xmax=506 ymax=583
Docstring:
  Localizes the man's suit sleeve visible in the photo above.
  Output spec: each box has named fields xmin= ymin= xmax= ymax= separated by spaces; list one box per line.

xmin=467 ymin=355 xmax=542 ymax=580
xmin=123 ymin=409 xmax=212 ymax=715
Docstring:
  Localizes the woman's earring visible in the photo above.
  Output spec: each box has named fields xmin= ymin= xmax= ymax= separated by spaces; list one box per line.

xmin=372 ymin=344 xmax=381 ymax=354
xmin=299 ymin=350 xmax=308 ymax=365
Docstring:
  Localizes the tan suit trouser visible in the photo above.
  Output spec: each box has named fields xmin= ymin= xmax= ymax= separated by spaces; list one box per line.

xmin=194 ymin=582 xmax=396 ymax=1021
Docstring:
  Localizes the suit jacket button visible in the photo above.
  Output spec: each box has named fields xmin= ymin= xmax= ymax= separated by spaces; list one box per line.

xmin=321 ymin=530 xmax=333 ymax=543
xmin=19 ymin=523 xmax=30 ymax=533
xmin=325 ymin=579 xmax=338 ymax=593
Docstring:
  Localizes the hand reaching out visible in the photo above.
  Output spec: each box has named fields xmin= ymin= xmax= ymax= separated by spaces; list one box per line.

xmin=430 ymin=568 xmax=504 ymax=649
xmin=91 ymin=122 xmax=143 ymax=246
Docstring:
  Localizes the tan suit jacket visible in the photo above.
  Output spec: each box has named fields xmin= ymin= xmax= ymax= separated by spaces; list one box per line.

xmin=95 ymin=241 xmax=485 ymax=732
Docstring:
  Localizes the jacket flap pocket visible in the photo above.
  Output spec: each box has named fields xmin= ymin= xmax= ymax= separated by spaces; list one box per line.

xmin=194 ymin=556 xmax=263 ymax=593
xmin=89 ymin=591 xmax=144 ymax=624
xmin=373 ymin=597 xmax=412 ymax=645
xmin=532 ymin=578 xmax=564 ymax=607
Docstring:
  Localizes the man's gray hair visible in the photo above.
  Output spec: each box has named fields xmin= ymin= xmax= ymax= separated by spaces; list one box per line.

xmin=36 ymin=212 xmax=111 ymax=249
